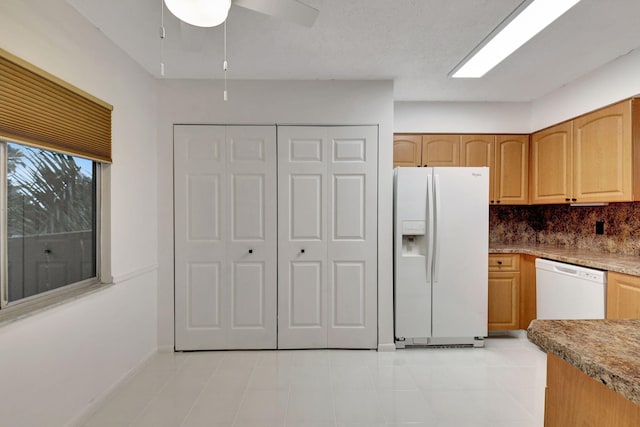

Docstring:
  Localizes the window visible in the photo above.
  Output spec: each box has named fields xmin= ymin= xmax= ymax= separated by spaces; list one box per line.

xmin=0 ymin=49 xmax=112 ymax=313
xmin=3 ymin=142 xmax=99 ymax=306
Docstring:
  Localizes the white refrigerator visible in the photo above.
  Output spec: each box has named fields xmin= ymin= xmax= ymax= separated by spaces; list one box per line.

xmin=394 ymin=167 xmax=489 ymax=347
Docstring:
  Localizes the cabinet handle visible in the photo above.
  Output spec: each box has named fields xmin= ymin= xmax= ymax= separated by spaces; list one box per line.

xmin=572 ymin=198 xmax=577 ymax=202
xmin=248 ymin=249 xmax=253 ymax=254
xmin=423 ymin=164 xmax=428 ymax=167
xmin=417 ymin=165 xmax=421 ymax=168
xmin=490 ymin=200 xmax=494 ymax=204
xmin=565 ymin=198 xmax=570 ymax=202
xmin=300 ymin=249 xmax=305 ymax=254
xmin=496 ymin=200 xmax=501 ymax=204
xmin=497 ymin=261 xmax=503 ymax=265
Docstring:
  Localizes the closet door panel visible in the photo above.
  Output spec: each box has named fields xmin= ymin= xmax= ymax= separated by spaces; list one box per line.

xmin=175 ymin=125 xmax=229 ymax=350
xmin=175 ymin=125 xmax=276 ymax=350
xmin=278 ymin=126 xmax=377 ymax=349
xmin=277 ymin=127 xmax=328 ymax=348
xmin=225 ymin=126 xmax=277 ymax=349
xmin=326 ymin=126 xmax=378 ymax=349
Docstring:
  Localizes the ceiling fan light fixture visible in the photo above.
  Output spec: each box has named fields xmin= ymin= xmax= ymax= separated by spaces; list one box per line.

xmin=164 ymin=0 xmax=232 ymax=27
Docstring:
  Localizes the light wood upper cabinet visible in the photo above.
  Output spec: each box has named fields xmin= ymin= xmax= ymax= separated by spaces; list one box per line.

xmin=421 ymin=134 xmax=460 ymax=167
xmin=573 ymin=101 xmax=633 ymax=203
xmin=607 ymin=271 xmax=640 ymax=319
xmin=461 ymin=135 xmax=495 ymax=202
xmin=393 ymin=133 xmax=529 ymax=204
xmin=393 ymin=134 xmax=461 ymax=167
xmin=393 ymin=135 xmax=422 ymax=167
xmin=530 ymin=122 xmax=573 ymax=204
xmin=495 ymin=135 xmax=529 ymax=205
xmin=531 ymin=100 xmax=640 ymax=204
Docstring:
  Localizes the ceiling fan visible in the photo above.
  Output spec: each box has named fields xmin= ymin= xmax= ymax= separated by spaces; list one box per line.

xmin=164 ymin=0 xmax=319 ymax=28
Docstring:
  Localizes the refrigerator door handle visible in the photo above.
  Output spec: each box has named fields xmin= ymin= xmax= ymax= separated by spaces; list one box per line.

xmin=426 ymin=174 xmax=433 ymax=280
xmin=432 ymin=174 xmax=441 ymax=284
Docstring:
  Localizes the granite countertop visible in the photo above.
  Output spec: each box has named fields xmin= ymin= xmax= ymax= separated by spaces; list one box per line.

xmin=528 ymin=319 xmax=640 ymax=405
xmin=490 ymin=243 xmax=640 ymax=277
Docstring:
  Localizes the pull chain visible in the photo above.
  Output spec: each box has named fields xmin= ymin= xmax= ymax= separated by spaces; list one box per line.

xmin=160 ymin=0 xmax=166 ymax=76
xmin=223 ymin=19 xmax=228 ymax=101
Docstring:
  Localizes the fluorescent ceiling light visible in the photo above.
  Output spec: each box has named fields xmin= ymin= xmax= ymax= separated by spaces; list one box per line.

xmin=451 ymin=0 xmax=582 ymax=78
xmin=164 ymin=0 xmax=232 ymax=28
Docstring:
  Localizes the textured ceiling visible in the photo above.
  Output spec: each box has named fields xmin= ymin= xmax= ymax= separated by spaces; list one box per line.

xmin=67 ymin=0 xmax=640 ymax=101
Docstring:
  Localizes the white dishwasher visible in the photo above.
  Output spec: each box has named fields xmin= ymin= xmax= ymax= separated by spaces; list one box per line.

xmin=536 ymin=258 xmax=607 ymax=320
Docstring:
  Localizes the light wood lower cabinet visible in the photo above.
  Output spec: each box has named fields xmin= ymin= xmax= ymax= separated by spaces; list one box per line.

xmin=488 ymin=253 xmax=537 ymax=330
xmin=488 ymin=254 xmax=520 ymax=330
xmin=519 ymin=254 xmax=537 ymax=329
xmin=607 ymin=271 xmax=640 ymax=319
xmin=545 ymin=353 xmax=640 ymax=426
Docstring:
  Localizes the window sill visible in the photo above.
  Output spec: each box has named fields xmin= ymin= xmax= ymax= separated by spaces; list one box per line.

xmin=0 ymin=281 xmax=113 ymax=327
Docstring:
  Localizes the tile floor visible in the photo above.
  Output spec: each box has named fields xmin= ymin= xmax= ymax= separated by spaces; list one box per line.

xmin=83 ymin=332 xmax=546 ymax=427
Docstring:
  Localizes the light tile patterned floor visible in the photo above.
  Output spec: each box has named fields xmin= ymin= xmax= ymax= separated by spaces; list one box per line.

xmin=83 ymin=332 xmax=546 ymax=427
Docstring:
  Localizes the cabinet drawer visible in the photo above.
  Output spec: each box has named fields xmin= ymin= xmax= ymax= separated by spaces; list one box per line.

xmin=489 ymin=254 xmax=520 ymax=271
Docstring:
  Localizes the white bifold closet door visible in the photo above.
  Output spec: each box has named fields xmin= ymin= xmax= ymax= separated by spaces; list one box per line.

xmin=174 ymin=125 xmax=277 ymax=350
xmin=277 ymin=126 xmax=378 ymax=349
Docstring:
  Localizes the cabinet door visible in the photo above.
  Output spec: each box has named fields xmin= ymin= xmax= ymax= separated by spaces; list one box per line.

xmin=488 ymin=271 xmax=520 ymax=330
xmin=545 ymin=353 xmax=640 ymax=427
xmin=460 ymin=135 xmax=495 ymax=202
xmin=573 ymin=100 xmax=632 ymax=203
xmin=607 ymin=271 xmax=640 ymax=319
xmin=421 ymin=134 xmax=460 ymax=167
xmin=393 ymin=135 xmax=421 ymax=167
xmin=519 ymin=255 xmax=537 ymax=329
xmin=530 ymin=122 xmax=573 ymax=204
xmin=494 ymin=135 xmax=529 ymax=205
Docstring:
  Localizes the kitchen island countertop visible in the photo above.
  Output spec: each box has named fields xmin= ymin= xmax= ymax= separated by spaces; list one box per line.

xmin=490 ymin=243 xmax=640 ymax=276
xmin=528 ymin=319 xmax=640 ymax=406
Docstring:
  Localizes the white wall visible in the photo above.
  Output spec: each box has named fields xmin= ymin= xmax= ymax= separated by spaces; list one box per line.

xmin=394 ymin=101 xmax=532 ymax=133
xmin=531 ymin=48 xmax=640 ymax=130
xmin=157 ymin=79 xmax=395 ymax=351
xmin=0 ymin=1 xmax=158 ymax=425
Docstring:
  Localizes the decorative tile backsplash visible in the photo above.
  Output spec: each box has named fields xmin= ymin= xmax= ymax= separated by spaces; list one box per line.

xmin=489 ymin=202 xmax=640 ymax=256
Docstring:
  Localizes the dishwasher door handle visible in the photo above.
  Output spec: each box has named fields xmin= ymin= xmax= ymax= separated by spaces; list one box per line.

xmin=554 ymin=265 xmax=579 ymax=275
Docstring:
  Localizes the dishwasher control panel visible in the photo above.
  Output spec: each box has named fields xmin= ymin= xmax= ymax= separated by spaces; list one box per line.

xmin=577 ymin=271 xmax=604 ymax=281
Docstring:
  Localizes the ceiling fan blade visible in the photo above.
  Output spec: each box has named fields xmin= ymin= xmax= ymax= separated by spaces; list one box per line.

xmin=233 ymin=0 xmax=319 ymax=27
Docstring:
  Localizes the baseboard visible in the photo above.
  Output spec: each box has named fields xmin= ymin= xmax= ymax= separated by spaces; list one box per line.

xmin=65 ymin=347 xmax=158 ymax=427
xmin=377 ymin=343 xmax=396 ymax=352
xmin=157 ymin=344 xmax=174 ymax=353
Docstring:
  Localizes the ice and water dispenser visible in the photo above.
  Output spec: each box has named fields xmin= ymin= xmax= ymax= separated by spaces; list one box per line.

xmin=401 ymin=220 xmax=426 ymax=256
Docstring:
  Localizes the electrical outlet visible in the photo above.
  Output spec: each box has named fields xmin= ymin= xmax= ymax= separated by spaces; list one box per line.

xmin=596 ymin=221 xmax=604 ymax=235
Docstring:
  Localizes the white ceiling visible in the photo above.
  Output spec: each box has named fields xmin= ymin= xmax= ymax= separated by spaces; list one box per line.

xmin=67 ymin=0 xmax=640 ymax=102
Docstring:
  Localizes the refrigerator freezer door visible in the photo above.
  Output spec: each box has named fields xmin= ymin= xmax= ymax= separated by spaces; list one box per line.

xmin=431 ymin=167 xmax=489 ymax=339
xmin=394 ymin=168 xmax=432 ymax=339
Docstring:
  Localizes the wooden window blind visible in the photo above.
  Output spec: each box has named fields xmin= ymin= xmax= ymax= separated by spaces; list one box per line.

xmin=0 ymin=49 xmax=113 ymax=163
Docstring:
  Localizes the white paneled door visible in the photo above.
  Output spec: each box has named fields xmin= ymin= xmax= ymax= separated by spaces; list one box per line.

xmin=174 ymin=125 xmax=277 ymax=350
xmin=277 ymin=126 xmax=378 ymax=349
